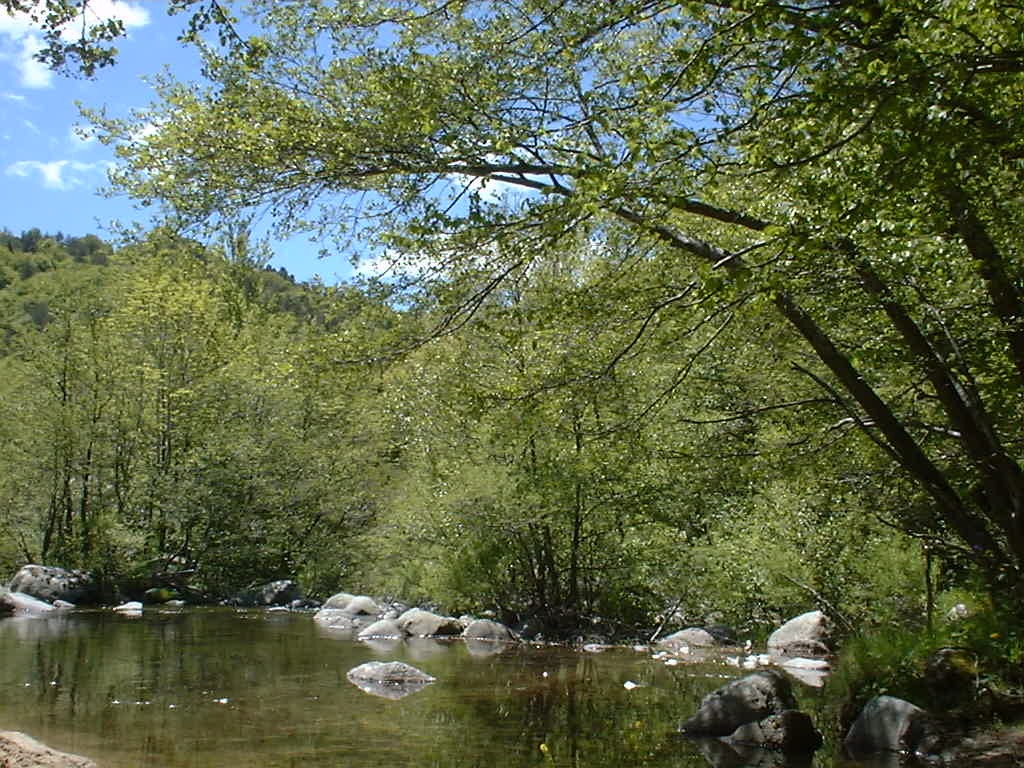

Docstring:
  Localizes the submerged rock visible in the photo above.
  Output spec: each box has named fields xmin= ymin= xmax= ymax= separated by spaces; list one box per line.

xmin=0 ymin=731 xmax=97 ymax=767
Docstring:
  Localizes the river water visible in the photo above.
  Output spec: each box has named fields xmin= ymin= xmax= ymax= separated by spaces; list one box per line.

xmin=0 ymin=608 xmax=885 ymax=767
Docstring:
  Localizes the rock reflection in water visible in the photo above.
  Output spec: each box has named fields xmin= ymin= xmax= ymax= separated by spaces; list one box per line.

xmin=346 ymin=677 xmax=434 ymax=700
xmin=694 ymin=737 xmax=814 ymax=768
xmin=465 ymin=639 xmax=514 ymax=658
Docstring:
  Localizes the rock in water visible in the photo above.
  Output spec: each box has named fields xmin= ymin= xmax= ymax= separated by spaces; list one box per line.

xmin=346 ymin=661 xmax=436 ymax=700
xmin=357 ymin=619 xmax=407 ymax=640
xmin=679 ymin=670 xmax=798 ymax=736
xmin=461 ymin=619 xmax=516 ymax=642
xmin=397 ymin=607 xmax=463 ymax=637
xmin=767 ymin=610 xmax=833 ymax=658
xmin=657 ymin=627 xmax=718 ymax=651
xmin=8 ymin=565 xmax=97 ymax=605
xmin=1 ymin=591 xmax=56 ymax=616
xmin=725 ymin=710 xmax=823 ymax=753
xmin=0 ymin=731 xmax=97 ymax=767
xmin=844 ymin=695 xmax=930 ymax=756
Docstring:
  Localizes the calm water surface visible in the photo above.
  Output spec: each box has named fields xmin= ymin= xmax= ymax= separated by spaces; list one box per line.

xmin=0 ymin=609 xmax=886 ymax=767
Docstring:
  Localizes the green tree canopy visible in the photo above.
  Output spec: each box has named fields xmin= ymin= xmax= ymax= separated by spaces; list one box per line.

xmin=92 ymin=0 xmax=1024 ymax=598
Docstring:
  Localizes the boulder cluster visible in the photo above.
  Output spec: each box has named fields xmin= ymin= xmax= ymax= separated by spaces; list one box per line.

xmin=313 ymin=591 xmax=518 ymax=654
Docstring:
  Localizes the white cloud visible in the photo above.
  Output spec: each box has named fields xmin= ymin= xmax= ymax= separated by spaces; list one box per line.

xmin=16 ymin=33 xmax=51 ymax=88
xmin=0 ymin=1 xmax=150 ymax=88
xmin=353 ymin=249 xmax=442 ymax=281
xmin=5 ymin=158 xmax=110 ymax=190
xmin=69 ymin=124 xmax=97 ymax=150
xmin=23 ymin=118 xmax=41 ymax=134
xmin=1 ymin=91 xmax=26 ymax=102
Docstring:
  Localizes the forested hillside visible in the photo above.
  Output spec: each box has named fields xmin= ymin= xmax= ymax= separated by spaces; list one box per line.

xmin=0 ymin=227 xmax=928 ymax=636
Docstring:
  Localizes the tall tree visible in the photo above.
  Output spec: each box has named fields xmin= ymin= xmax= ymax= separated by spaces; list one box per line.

xmin=92 ymin=0 xmax=1024 ymax=595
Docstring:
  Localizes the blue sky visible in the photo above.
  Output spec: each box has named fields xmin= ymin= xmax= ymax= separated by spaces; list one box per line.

xmin=0 ymin=1 xmax=347 ymax=283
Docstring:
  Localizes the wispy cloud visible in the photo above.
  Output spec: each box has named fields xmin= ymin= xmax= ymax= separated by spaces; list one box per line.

xmin=5 ymin=158 xmax=110 ymax=191
xmin=69 ymin=125 xmax=97 ymax=150
xmin=0 ymin=1 xmax=151 ymax=88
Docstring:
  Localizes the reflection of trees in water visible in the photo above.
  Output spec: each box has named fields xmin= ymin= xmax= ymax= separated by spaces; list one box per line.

xmin=0 ymin=613 xmax=821 ymax=767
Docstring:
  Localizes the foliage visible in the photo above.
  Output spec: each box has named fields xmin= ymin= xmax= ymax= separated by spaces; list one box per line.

xmin=83 ymin=0 xmax=1024 ymax=607
xmin=825 ymin=597 xmax=1024 ymax=738
xmin=0 ymin=229 xmax=395 ymax=597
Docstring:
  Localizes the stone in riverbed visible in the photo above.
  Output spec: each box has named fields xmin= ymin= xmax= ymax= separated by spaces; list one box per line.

xmin=844 ymin=695 xmax=933 ymax=757
xmin=679 ymin=670 xmax=798 ymax=737
xmin=8 ymin=564 xmax=98 ymax=605
xmin=1 ymin=591 xmax=56 ymax=616
xmin=397 ymin=607 xmax=463 ymax=637
xmin=357 ymin=619 xmax=407 ymax=640
xmin=724 ymin=710 xmax=823 ymax=753
xmin=322 ymin=592 xmax=356 ymax=610
xmin=346 ymin=660 xmax=436 ymax=700
xmin=461 ymin=618 xmax=516 ymax=642
xmin=657 ymin=627 xmax=718 ymax=651
xmin=0 ymin=731 xmax=97 ymax=767
xmin=767 ymin=610 xmax=832 ymax=659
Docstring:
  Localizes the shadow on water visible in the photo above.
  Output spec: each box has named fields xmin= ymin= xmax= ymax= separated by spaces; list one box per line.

xmin=0 ymin=610 xmax=881 ymax=767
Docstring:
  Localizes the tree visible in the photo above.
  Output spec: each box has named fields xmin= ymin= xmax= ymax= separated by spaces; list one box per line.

xmin=91 ymin=0 xmax=1024 ymax=598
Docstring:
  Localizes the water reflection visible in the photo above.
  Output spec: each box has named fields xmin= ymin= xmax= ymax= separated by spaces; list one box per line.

xmin=0 ymin=609 xmax=874 ymax=768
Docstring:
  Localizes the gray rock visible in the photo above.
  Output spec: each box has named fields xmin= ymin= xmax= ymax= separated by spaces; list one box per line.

xmin=347 ymin=660 xmax=436 ymax=684
xmin=844 ymin=695 xmax=927 ymax=756
xmin=725 ymin=710 xmax=823 ymax=753
xmin=1 ymin=591 xmax=56 ymax=615
xmin=112 ymin=601 xmax=143 ymax=613
xmin=397 ymin=607 xmax=463 ymax=637
xmin=658 ymin=627 xmax=718 ymax=651
xmin=357 ymin=619 xmax=407 ymax=640
xmin=461 ymin=618 xmax=515 ymax=642
xmin=680 ymin=670 xmax=798 ymax=737
xmin=0 ymin=731 xmax=97 ymax=767
xmin=8 ymin=564 xmax=97 ymax=605
xmin=345 ymin=595 xmax=380 ymax=615
xmin=313 ymin=608 xmax=370 ymax=632
xmin=322 ymin=592 xmax=356 ymax=610
xmin=767 ymin=610 xmax=832 ymax=658
xmin=346 ymin=660 xmax=436 ymax=699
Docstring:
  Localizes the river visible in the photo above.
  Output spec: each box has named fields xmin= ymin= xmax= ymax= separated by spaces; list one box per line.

xmin=0 ymin=608 xmax=888 ymax=767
